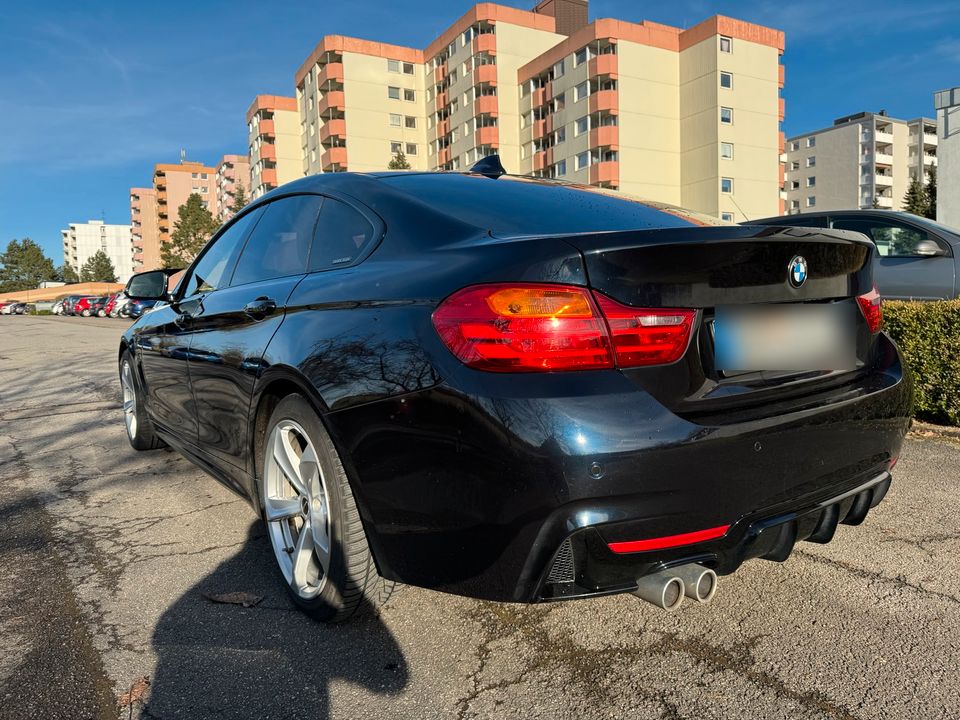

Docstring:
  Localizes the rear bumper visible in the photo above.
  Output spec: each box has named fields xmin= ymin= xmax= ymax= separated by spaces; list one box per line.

xmin=327 ymin=333 xmax=912 ymax=602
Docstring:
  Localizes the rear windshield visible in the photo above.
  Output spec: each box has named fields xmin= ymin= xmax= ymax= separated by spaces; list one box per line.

xmin=380 ymin=173 xmax=729 ymax=235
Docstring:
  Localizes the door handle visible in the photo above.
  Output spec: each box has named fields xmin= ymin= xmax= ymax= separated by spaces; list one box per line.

xmin=244 ymin=297 xmax=277 ymax=319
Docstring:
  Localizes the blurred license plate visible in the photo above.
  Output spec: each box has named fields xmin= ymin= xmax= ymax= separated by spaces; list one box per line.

xmin=714 ymin=303 xmax=855 ymax=373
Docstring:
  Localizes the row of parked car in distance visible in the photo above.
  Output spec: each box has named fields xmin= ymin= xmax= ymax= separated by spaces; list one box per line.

xmin=53 ymin=292 xmax=157 ymax=319
xmin=0 ymin=301 xmax=30 ymax=314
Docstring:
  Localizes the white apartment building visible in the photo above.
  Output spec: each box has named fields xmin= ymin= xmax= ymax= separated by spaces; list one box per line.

xmin=935 ymin=87 xmax=959 ymax=229
xmin=784 ymin=111 xmax=937 ymax=215
xmin=61 ymin=220 xmax=135 ymax=283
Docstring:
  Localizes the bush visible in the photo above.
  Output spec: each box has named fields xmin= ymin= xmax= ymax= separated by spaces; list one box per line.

xmin=883 ymin=300 xmax=960 ymax=425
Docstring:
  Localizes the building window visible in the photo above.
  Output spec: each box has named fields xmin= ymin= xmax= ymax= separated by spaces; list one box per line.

xmin=807 ymin=156 xmax=816 ymax=168
xmin=790 ymin=200 xmax=800 ymax=210
xmin=807 ymin=196 xmax=816 ymax=207
xmin=388 ymin=59 xmax=400 ymax=73
xmin=720 ymin=36 xmax=732 ymax=53
xmin=404 ymin=88 xmax=416 ymax=102
xmin=389 ymin=113 xmax=401 ymax=127
xmin=720 ymin=107 xmax=733 ymax=124
xmin=575 ymin=116 xmax=589 ymax=136
xmin=405 ymin=116 xmax=417 ymax=129
xmin=307 ymin=96 xmax=314 ymax=110
xmin=575 ymin=151 xmax=590 ymax=171
xmin=791 ymin=180 xmax=800 ymax=190
xmin=720 ymin=72 xmax=733 ymax=89
xmin=403 ymin=62 xmax=414 ymax=75
xmin=721 ymin=142 xmax=734 ymax=160
xmin=406 ymin=143 xmax=418 ymax=155
xmin=791 ymin=141 xmax=799 ymax=151
xmin=191 ymin=173 xmax=198 ymax=178
xmin=807 ymin=176 xmax=816 ymax=187
xmin=556 ymin=159 xmax=567 ymax=176
xmin=575 ymin=82 xmax=589 ymax=102
xmin=388 ymin=86 xmax=400 ymax=99
xmin=721 ymin=212 xmax=735 ymax=221
xmin=390 ymin=141 xmax=402 ymax=154
xmin=552 ymin=59 xmax=565 ymax=78
xmin=807 ymin=136 xmax=816 ymax=148
xmin=721 ymin=177 xmax=734 ymax=193
xmin=555 ymin=126 xmax=566 ymax=144
xmin=791 ymin=161 xmax=800 ymax=171
xmin=575 ymin=47 xmax=588 ymax=66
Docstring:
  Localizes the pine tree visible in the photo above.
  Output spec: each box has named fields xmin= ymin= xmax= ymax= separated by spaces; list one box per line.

xmin=388 ymin=151 xmax=412 ymax=170
xmin=80 ymin=250 xmax=118 ymax=283
xmin=0 ymin=238 xmax=58 ymax=293
xmin=229 ymin=185 xmax=249 ymax=215
xmin=161 ymin=193 xmax=219 ymax=267
xmin=924 ymin=165 xmax=937 ymax=220
xmin=902 ymin=178 xmax=928 ymax=216
xmin=59 ymin=263 xmax=79 ymax=283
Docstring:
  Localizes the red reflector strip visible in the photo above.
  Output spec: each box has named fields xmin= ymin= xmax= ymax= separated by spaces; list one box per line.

xmin=607 ymin=524 xmax=730 ymax=554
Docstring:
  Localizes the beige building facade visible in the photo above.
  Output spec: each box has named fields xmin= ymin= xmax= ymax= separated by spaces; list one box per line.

xmin=153 ymin=161 xmax=217 ymax=246
xmin=935 ymin=87 xmax=960 ymax=228
xmin=61 ymin=220 xmax=135 ymax=283
xmin=247 ymin=95 xmax=301 ymax=198
xmin=215 ymin=154 xmax=250 ymax=222
xmin=130 ymin=187 xmax=160 ymax=271
xmin=784 ymin=111 xmax=937 ymax=215
xmin=290 ymin=1 xmax=784 ymax=221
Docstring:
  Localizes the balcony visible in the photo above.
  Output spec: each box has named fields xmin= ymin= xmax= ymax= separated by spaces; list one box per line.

xmin=436 ymin=90 xmax=448 ymax=108
xmin=258 ymin=118 xmax=276 ymax=137
xmin=875 ymin=152 xmax=894 ymax=165
xmin=318 ymin=62 xmax=344 ymax=85
xmin=532 ymin=118 xmax=547 ymax=138
xmin=321 ymin=146 xmax=348 ymax=169
xmin=778 ymin=64 xmax=785 ymax=88
xmin=318 ymin=91 xmax=345 ymax=115
xmin=589 ymin=90 xmax=619 ymax=115
xmin=434 ymin=64 xmax=447 ymax=83
xmin=438 ymin=147 xmax=452 ymax=166
xmin=589 ymin=161 xmax=619 ymax=187
xmin=472 ymin=34 xmax=496 ymax=55
xmin=874 ymin=195 xmax=893 ymax=209
xmin=531 ymin=87 xmax=546 ymax=107
xmin=589 ymin=125 xmax=619 ymax=150
xmin=778 ymin=97 xmax=785 ymax=121
xmin=588 ymin=54 xmax=618 ymax=79
xmin=875 ymin=173 xmax=893 ymax=186
xmin=475 ymin=95 xmax=498 ymax=117
xmin=474 ymin=64 xmax=497 ymax=85
xmin=474 ymin=126 xmax=499 ymax=147
xmin=259 ymin=142 xmax=277 ymax=161
xmin=260 ymin=168 xmax=278 ymax=186
xmin=436 ymin=118 xmax=450 ymax=136
xmin=320 ymin=119 xmax=347 ymax=144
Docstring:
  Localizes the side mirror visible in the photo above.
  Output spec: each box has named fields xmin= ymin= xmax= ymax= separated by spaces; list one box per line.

xmin=914 ymin=239 xmax=945 ymax=257
xmin=125 ymin=269 xmax=178 ymax=300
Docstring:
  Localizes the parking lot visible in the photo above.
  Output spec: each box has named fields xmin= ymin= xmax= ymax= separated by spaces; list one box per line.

xmin=1 ymin=315 xmax=958 ymax=720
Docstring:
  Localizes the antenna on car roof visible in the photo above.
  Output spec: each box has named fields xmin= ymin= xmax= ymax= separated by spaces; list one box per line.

xmin=469 ymin=154 xmax=507 ymax=179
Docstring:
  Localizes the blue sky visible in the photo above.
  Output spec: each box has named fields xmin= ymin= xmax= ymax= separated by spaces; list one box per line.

xmin=2 ymin=0 xmax=957 ymax=262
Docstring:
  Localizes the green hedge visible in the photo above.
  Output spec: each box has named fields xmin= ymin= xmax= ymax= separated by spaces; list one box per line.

xmin=883 ymin=300 xmax=960 ymax=426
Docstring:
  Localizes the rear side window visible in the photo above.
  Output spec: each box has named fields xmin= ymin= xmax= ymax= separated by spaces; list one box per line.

xmin=231 ymin=195 xmax=322 ymax=286
xmin=830 ymin=217 xmax=932 ymax=257
xmin=310 ymin=198 xmax=376 ymax=271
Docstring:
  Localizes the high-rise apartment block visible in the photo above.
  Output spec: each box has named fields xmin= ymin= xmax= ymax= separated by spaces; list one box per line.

xmin=248 ymin=95 xmax=302 ymax=198
xmin=784 ymin=111 xmax=937 ymax=215
xmin=153 ymin=161 xmax=217 ymax=246
xmin=215 ymin=154 xmax=250 ymax=222
xmin=61 ymin=220 xmax=135 ymax=283
xmin=292 ymin=1 xmax=784 ymax=221
xmin=130 ymin=188 xmax=160 ymax=271
xmin=935 ymin=87 xmax=959 ymax=228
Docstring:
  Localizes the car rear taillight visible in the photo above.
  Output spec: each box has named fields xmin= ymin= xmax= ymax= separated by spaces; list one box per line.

xmin=432 ymin=283 xmax=697 ymax=373
xmin=593 ymin=292 xmax=697 ymax=368
xmin=856 ymin=286 xmax=882 ymax=333
xmin=432 ymin=284 xmax=613 ymax=372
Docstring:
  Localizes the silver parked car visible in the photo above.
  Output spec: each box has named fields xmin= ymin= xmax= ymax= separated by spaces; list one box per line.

xmin=747 ymin=210 xmax=960 ymax=300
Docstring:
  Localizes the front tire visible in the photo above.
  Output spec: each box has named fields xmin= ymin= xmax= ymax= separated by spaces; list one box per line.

xmin=260 ymin=394 xmax=394 ymax=623
xmin=81 ymin=309 xmax=91 ymax=317
xmin=120 ymin=351 xmax=164 ymax=450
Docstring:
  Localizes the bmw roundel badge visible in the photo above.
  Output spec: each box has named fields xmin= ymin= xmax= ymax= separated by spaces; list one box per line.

xmin=788 ymin=255 xmax=808 ymax=288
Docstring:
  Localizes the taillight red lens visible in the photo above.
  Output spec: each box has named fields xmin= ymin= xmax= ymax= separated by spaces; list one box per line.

xmin=856 ymin=286 xmax=882 ymax=333
xmin=593 ymin=292 xmax=697 ymax=367
xmin=433 ymin=283 xmax=697 ymax=373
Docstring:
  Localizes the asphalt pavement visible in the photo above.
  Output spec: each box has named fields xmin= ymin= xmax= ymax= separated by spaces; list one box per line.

xmin=1 ymin=315 xmax=958 ymax=720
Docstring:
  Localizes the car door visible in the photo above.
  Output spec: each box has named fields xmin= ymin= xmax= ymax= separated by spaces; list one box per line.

xmin=185 ymin=194 xmax=323 ymax=479
xmin=829 ymin=215 xmax=955 ymax=300
xmin=137 ymin=211 xmax=262 ymax=443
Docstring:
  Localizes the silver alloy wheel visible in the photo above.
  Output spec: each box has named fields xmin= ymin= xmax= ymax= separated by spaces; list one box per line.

xmin=263 ymin=420 xmax=332 ymax=599
xmin=121 ymin=360 xmax=137 ymax=439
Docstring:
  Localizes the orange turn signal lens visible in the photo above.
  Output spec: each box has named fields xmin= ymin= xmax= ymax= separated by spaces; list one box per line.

xmin=485 ymin=287 xmax=594 ymax=318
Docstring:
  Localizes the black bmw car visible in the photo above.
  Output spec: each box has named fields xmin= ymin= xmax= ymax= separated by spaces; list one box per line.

xmin=120 ymin=159 xmax=912 ymax=622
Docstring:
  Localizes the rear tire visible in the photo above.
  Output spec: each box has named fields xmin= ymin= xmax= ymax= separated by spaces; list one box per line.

xmin=260 ymin=394 xmax=394 ymax=623
xmin=81 ymin=309 xmax=91 ymax=317
xmin=120 ymin=351 xmax=164 ymax=451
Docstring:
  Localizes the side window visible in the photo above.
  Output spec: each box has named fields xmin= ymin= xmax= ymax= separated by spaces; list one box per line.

xmin=310 ymin=198 xmax=377 ymax=271
xmin=231 ymin=195 xmax=322 ymax=286
xmin=830 ymin=218 xmax=931 ymax=257
xmin=182 ymin=207 xmax=263 ymax=297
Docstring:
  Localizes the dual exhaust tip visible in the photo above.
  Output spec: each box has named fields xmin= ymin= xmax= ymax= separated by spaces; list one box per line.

xmin=633 ymin=564 xmax=717 ymax=611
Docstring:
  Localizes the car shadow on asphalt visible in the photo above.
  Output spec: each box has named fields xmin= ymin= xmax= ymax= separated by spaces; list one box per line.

xmin=144 ymin=521 xmax=409 ymax=718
